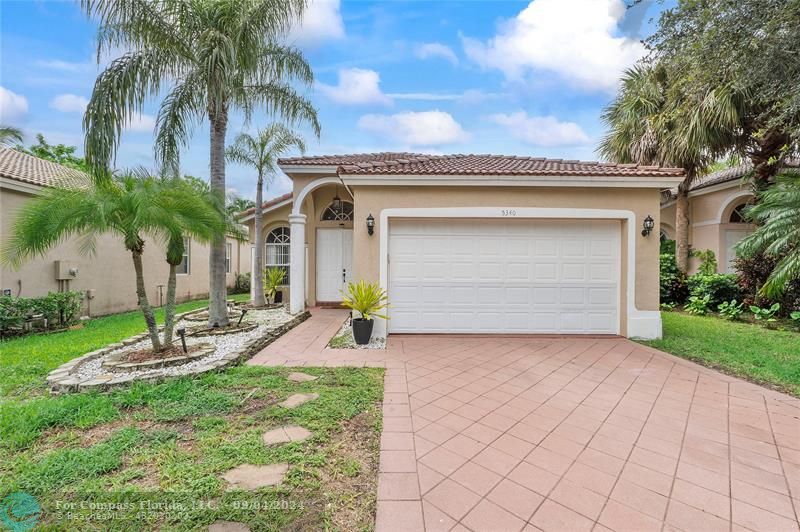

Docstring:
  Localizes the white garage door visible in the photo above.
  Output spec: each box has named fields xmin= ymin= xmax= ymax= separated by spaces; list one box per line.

xmin=388 ymin=218 xmax=621 ymax=334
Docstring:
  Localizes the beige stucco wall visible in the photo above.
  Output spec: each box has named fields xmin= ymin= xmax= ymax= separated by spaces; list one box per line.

xmin=659 ymin=184 xmax=754 ymax=273
xmin=1 ymin=187 xmax=248 ymax=316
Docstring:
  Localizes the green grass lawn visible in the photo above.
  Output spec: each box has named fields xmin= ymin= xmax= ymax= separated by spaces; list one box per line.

xmin=0 ymin=294 xmax=249 ymax=399
xmin=0 ymin=295 xmax=384 ymax=530
xmin=640 ymin=311 xmax=800 ymax=397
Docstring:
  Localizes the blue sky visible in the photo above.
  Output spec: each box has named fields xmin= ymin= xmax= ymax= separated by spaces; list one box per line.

xmin=0 ymin=0 xmax=670 ymax=200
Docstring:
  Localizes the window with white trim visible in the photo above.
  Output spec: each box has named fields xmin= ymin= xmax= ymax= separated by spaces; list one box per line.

xmin=265 ymin=227 xmax=290 ymax=284
xmin=226 ymin=242 xmax=232 ymax=273
xmin=729 ymin=202 xmax=751 ymax=223
xmin=321 ymin=201 xmax=354 ymax=221
xmin=177 ymin=238 xmax=190 ymax=274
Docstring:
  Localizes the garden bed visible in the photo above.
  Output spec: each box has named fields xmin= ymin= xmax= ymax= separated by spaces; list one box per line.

xmin=327 ymin=318 xmax=386 ymax=350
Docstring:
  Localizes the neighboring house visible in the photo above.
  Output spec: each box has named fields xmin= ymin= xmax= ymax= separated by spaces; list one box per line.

xmin=659 ymin=160 xmax=799 ymax=273
xmin=0 ymin=147 xmax=248 ymax=316
xmin=241 ymin=153 xmax=684 ymax=339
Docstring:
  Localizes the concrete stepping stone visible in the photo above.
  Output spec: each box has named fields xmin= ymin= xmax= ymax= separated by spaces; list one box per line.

xmin=209 ymin=521 xmax=250 ymax=532
xmin=221 ymin=463 xmax=289 ymax=490
xmin=262 ymin=425 xmax=313 ymax=445
xmin=278 ymin=393 xmax=319 ymax=409
xmin=287 ymin=371 xmax=318 ymax=383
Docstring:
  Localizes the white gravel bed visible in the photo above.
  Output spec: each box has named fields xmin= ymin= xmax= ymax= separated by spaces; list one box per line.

xmin=74 ymin=307 xmax=293 ymax=380
xmin=327 ymin=318 xmax=386 ymax=350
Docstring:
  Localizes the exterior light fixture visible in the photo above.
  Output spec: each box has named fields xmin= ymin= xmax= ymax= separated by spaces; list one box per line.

xmin=237 ymin=308 xmax=248 ymax=326
xmin=366 ymin=213 xmax=375 ymax=235
xmin=642 ymin=215 xmax=655 ymax=236
xmin=177 ymin=327 xmax=188 ymax=353
xmin=332 ymin=186 xmax=342 ymax=213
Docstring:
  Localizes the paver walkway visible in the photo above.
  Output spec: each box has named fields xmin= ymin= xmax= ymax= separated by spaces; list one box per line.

xmin=249 ymin=309 xmax=800 ymax=532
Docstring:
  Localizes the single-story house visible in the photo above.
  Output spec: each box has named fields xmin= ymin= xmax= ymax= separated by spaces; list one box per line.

xmin=0 ymin=147 xmax=248 ymax=316
xmin=659 ymin=160 xmax=798 ymax=273
xmin=240 ymin=153 xmax=684 ymax=340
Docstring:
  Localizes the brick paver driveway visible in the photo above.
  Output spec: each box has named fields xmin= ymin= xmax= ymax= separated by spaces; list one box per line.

xmin=249 ymin=309 xmax=800 ymax=532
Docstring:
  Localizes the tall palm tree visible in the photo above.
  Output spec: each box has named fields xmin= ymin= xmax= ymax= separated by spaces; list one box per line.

xmin=598 ymin=64 xmax=741 ymax=272
xmin=2 ymin=171 xmax=226 ymax=352
xmin=81 ymin=0 xmax=321 ymax=327
xmin=226 ymin=124 xmax=305 ymax=306
xmin=737 ymin=173 xmax=800 ymax=297
xmin=0 ymin=126 xmax=23 ymax=147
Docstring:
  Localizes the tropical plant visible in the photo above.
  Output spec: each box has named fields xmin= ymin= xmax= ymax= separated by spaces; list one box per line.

xmin=226 ymin=193 xmax=256 ymax=218
xmin=660 ymin=253 xmax=689 ymax=306
xmin=717 ymin=299 xmax=745 ymax=321
xmin=750 ymin=303 xmax=781 ymax=325
xmin=736 ymin=174 xmax=800 ymax=298
xmin=789 ymin=311 xmax=800 ymax=325
xmin=341 ymin=281 xmax=389 ymax=321
xmin=81 ymin=0 xmax=321 ymax=327
xmin=262 ymin=267 xmax=286 ymax=305
xmin=685 ymin=294 xmax=711 ymax=316
xmin=687 ymin=273 xmax=741 ymax=307
xmin=598 ymin=64 xmax=740 ymax=272
xmin=692 ymin=249 xmax=718 ymax=276
xmin=0 ymin=125 xmax=23 ymax=148
xmin=1 ymin=171 xmax=226 ymax=351
xmin=227 ymin=124 xmax=305 ymax=306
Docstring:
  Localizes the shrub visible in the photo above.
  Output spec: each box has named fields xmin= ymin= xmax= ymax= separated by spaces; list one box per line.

xmin=660 ymin=253 xmax=689 ymax=306
xmin=660 ymin=239 xmax=676 ymax=255
xmin=0 ymin=291 xmax=83 ymax=335
xmin=688 ymin=273 xmax=741 ymax=307
xmin=750 ymin=303 xmax=780 ymax=326
xmin=692 ymin=249 xmax=718 ymax=275
xmin=230 ymin=272 xmax=250 ymax=294
xmin=685 ymin=294 xmax=711 ymax=315
xmin=734 ymin=251 xmax=800 ymax=315
xmin=262 ymin=267 xmax=286 ymax=304
xmin=717 ymin=299 xmax=744 ymax=321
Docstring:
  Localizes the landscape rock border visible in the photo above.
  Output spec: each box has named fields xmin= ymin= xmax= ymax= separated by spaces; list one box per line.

xmin=46 ymin=310 xmax=311 ymax=394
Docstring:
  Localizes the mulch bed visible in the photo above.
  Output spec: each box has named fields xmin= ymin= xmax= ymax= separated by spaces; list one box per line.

xmin=124 ymin=344 xmax=205 ymax=363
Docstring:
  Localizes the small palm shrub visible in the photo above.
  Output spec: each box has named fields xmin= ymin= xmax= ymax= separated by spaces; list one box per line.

xmin=750 ymin=303 xmax=780 ymax=326
xmin=717 ymin=299 xmax=744 ymax=321
xmin=262 ymin=267 xmax=286 ymax=304
xmin=341 ymin=281 xmax=388 ymax=321
xmin=692 ymin=249 xmax=718 ymax=275
xmin=685 ymin=295 xmax=711 ymax=315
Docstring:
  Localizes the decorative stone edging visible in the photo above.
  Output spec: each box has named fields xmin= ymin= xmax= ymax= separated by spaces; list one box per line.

xmin=102 ymin=342 xmax=216 ymax=372
xmin=187 ymin=322 xmax=259 ymax=337
xmin=46 ymin=311 xmax=311 ymax=394
xmin=182 ymin=309 xmax=243 ymax=323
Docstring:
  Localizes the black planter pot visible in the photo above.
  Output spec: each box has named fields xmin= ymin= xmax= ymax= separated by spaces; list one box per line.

xmin=352 ymin=318 xmax=374 ymax=345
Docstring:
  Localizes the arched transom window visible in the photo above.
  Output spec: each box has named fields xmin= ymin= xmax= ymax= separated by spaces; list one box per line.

xmin=321 ymin=201 xmax=354 ymax=221
xmin=729 ymin=202 xmax=751 ymax=223
xmin=265 ymin=227 xmax=290 ymax=284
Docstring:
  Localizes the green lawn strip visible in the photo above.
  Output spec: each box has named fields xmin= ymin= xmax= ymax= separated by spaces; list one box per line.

xmin=0 ymin=293 xmax=249 ymax=399
xmin=639 ymin=311 xmax=800 ymax=397
xmin=0 ymin=366 xmax=383 ymax=531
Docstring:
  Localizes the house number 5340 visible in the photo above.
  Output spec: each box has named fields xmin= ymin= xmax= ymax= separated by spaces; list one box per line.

xmin=501 ymin=209 xmax=517 ymax=216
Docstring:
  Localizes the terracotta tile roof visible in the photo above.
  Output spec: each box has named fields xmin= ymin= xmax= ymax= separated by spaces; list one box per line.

xmin=0 ymin=147 xmax=88 ymax=188
xmin=278 ymin=152 xmax=425 ymax=166
xmin=238 ymin=192 xmax=293 ymax=218
xmin=337 ymin=154 xmax=684 ymax=177
xmin=691 ymin=158 xmax=800 ymax=191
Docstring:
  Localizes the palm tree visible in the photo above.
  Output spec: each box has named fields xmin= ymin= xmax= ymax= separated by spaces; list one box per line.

xmin=0 ymin=126 xmax=23 ymax=147
xmin=598 ymin=64 xmax=741 ymax=272
xmin=2 ymin=171 xmax=226 ymax=352
xmin=226 ymin=124 xmax=305 ymax=306
xmin=81 ymin=0 xmax=321 ymax=327
xmin=736 ymin=173 xmax=800 ymax=297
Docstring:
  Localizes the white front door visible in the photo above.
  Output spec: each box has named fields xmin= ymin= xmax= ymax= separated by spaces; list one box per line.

xmin=724 ymin=229 xmax=751 ymax=273
xmin=316 ymin=228 xmax=353 ymax=301
xmin=387 ymin=218 xmax=621 ymax=334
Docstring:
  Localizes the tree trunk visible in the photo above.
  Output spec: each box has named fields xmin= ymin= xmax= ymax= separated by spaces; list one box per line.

xmin=253 ymin=172 xmax=265 ymax=306
xmin=750 ymin=128 xmax=790 ymax=192
xmin=675 ymin=186 xmax=691 ymax=274
xmin=131 ymin=248 xmax=162 ymax=351
xmin=207 ymin=104 xmax=229 ymax=327
xmin=162 ymin=263 xmax=178 ymax=346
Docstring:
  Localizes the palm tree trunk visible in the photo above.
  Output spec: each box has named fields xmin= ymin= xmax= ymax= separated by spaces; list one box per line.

xmin=208 ymin=105 xmax=229 ymax=327
xmin=750 ymin=128 xmax=789 ymax=192
xmin=253 ymin=172 xmax=265 ymax=306
xmin=675 ymin=186 xmax=691 ymax=273
xmin=162 ymin=263 xmax=178 ymax=346
xmin=132 ymin=249 xmax=162 ymax=351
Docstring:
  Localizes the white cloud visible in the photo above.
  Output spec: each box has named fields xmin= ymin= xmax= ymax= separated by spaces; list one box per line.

xmin=415 ymin=42 xmax=459 ymax=65
xmin=50 ymin=94 xmax=89 ymax=113
xmin=358 ymin=110 xmax=468 ymax=146
xmin=36 ymin=59 xmax=93 ymax=72
xmin=290 ymin=0 xmax=345 ymax=47
xmin=386 ymin=90 xmax=501 ymax=103
xmin=317 ymin=68 xmax=392 ymax=105
xmin=489 ymin=112 xmax=590 ymax=146
xmin=126 ymin=114 xmax=156 ymax=132
xmin=0 ymin=86 xmax=29 ymax=122
xmin=462 ymin=0 xmax=644 ymax=92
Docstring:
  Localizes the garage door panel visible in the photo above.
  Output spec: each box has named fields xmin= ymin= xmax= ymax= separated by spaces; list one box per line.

xmin=388 ymin=219 xmax=620 ymax=334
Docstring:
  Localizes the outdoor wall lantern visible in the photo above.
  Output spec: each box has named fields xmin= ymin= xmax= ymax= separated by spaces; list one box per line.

xmin=366 ymin=213 xmax=375 ymax=236
xmin=642 ymin=215 xmax=655 ymax=237
xmin=332 ymin=186 xmax=342 ymax=213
